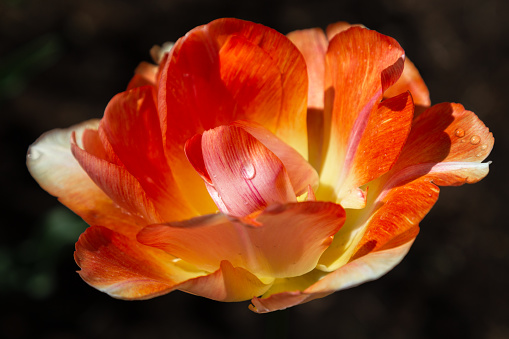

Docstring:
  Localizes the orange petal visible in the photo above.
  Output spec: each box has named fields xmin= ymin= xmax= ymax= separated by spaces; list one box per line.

xmin=159 ymin=18 xmax=308 ymax=157
xmin=71 ymin=136 xmax=164 ymax=224
xmin=158 ymin=19 xmax=307 ymax=216
xmin=75 ymin=226 xmax=202 ymax=300
xmin=318 ymin=172 xmax=439 ymax=271
xmin=206 ymin=18 xmax=309 ymax=157
xmin=138 ymin=201 xmax=345 ymax=279
xmin=249 ymin=241 xmax=413 ymax=313
xmin=178 ymin=261 xmax=272 ymax=302
xmin=232 ymin=121 xmax=319 ymax=195
xmin=100 ymin=86 xmax=196 ymax=221
xmin=384 ymin=57 xmax=431 ymax=109
xmin=391 ymin=102 xmax=493 ymax=185
xmin=27 ymin=120 xmax=146 ymax=236
xmin=308 ymin=240 xmax=414 ymax=293
xmin=319 ymin=27 xmax=406 ymax=207
xmin=126 ymin=62 xmax=158 ymax=90
xmin=250 ymin=239 xmax=414 ymax=313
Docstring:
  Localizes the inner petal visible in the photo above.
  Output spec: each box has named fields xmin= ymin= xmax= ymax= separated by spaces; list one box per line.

xmin=185 ymin=125 xmax=296 ymax=217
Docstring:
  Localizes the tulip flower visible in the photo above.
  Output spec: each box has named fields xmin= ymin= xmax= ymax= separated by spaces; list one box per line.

xmin=27 ymin=18 xmax=493 ymax=313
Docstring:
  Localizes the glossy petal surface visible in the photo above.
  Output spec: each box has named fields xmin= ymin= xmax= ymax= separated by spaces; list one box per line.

xmin=138 ymin=202 xmax=345 ymax=279
xmin=319 ymin=27 xmax=409 ymax=207
xmin=75 ymin=226 xmax=203 ymax=300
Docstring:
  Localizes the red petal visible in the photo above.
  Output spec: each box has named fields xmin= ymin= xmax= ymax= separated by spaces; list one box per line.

xmin=138 ymin=201 xmax=345 ymax=279
xmin=178 ymin=261 xmax=272 ymax=302
xmin=101 ymin=86 xmax=196 ymax=221
xmin=126 ymin=62 xmax=158 ymax=90
xmin=75 ymin=226 xmax=200 ymax=300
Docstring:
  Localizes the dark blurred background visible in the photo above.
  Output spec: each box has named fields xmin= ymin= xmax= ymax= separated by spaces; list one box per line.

xmin=1 ymin=0 xmax=507 ymax=338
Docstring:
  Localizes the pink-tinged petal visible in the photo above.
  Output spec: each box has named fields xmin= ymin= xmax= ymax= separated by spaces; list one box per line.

xmin=138 ymin=201 xmax=345 ymax=279
xmin=325 ymin=22 xmax=359 ymax=40
xmin=27 ymin=120 xmax=146 ymax=236
xmin=250 ymin=291 xmax=324 ymax=313
xmin=71 ymin=137 xmax=164 ymax=224
xmin=384 ymin=58 xmax=431 ymax=109
xmin=391 ymin=102 xmax=494 ymax=185
xmin=285 ymin=28 xmax=328 ymax=169
xmin=287 ymin=28 xmax=328 ymax=110
xmin=179 ymin=261 xmax=273 ymax=302
xmin=196 ymin=125 xmax=296 ymax=217
xmin=318 ymin=27 xmax=406 ymax=207
xmin=232 ymin=121 xmax=319 ymax=195
xmin=126 ymin=62 xmax=158 ymax=90
xmin=101 ymin=86 xmax=196 ymax=221
xmin=75 ymin=226 xmax=202 ymax=300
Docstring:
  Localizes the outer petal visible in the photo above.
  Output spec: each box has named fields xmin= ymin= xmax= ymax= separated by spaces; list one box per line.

xmin=100 ymin=86 xmax=197 ymax=221
xmin=27 ymin=120 xmax=145 ymax=236
xmin=71 ymin=136 xmax=164 ymax=224
xmin=75 ymin=226 xmax=203 ymax=300
xmin=206 ymin=18 xmax=309 ymax=156
xmin=138 ymin=202 xmax=345 ymax=279
xmin=318 ymin=27 xmax=408 ymax=208
xmin=391 ymin=102 xmax=494 ymax=185
xmin=178 ymin=261 xmax=273 ymax=302
xmin=250 ymin=241 xmax=413 ymax=313
xmin=318 ymin=174 xmax=438 ymax=272
xmin=384 ymin=58 xmax=431 ymax=109
xmin=286 ymin=28 xmax=328 ymax=110
xmin=126 ymin=62 xmax=158 ymax=90
xmin=186 ymin=125 xmax=296 ymax=217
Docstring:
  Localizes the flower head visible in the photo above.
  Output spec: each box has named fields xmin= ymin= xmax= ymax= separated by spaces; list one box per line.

xmin=27 ymin=19 xmax=493 ymax=312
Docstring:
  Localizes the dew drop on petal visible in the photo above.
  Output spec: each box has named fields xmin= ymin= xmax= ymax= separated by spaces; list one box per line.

xmin=241 ymin=162 xmax=256 ymax=180
xmin=481 ymin=144 xmax=488 ymax=151
xmin=27 ymin=148 xmax=41 ymax=160
xmin=454 ymin=128 xmax=465 ymax=138
xmin=470 ymin=135 xmax=481 ymax=145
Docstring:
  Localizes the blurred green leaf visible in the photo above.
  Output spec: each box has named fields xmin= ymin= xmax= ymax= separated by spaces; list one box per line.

xmin=0 ymin=33 xmax=64 ymax=102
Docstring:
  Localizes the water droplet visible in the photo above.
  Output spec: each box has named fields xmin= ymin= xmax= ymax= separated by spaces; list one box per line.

xmin=481 ymin=144 xmax=488 ymax=151
xmin=454 ymin=128 xmax=465 ymax=138
xmin=470 ymin=135 xmax=481 ymax=145
xmin=27 ymin=148 xmax=41 ymax=160
xmin=476 ymin=153 xmax=482 ymax=157
xmin=240 ymin=162 xmax=256 ymax=180
xmin=460 ymin=139 xmax=466 ymax=143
